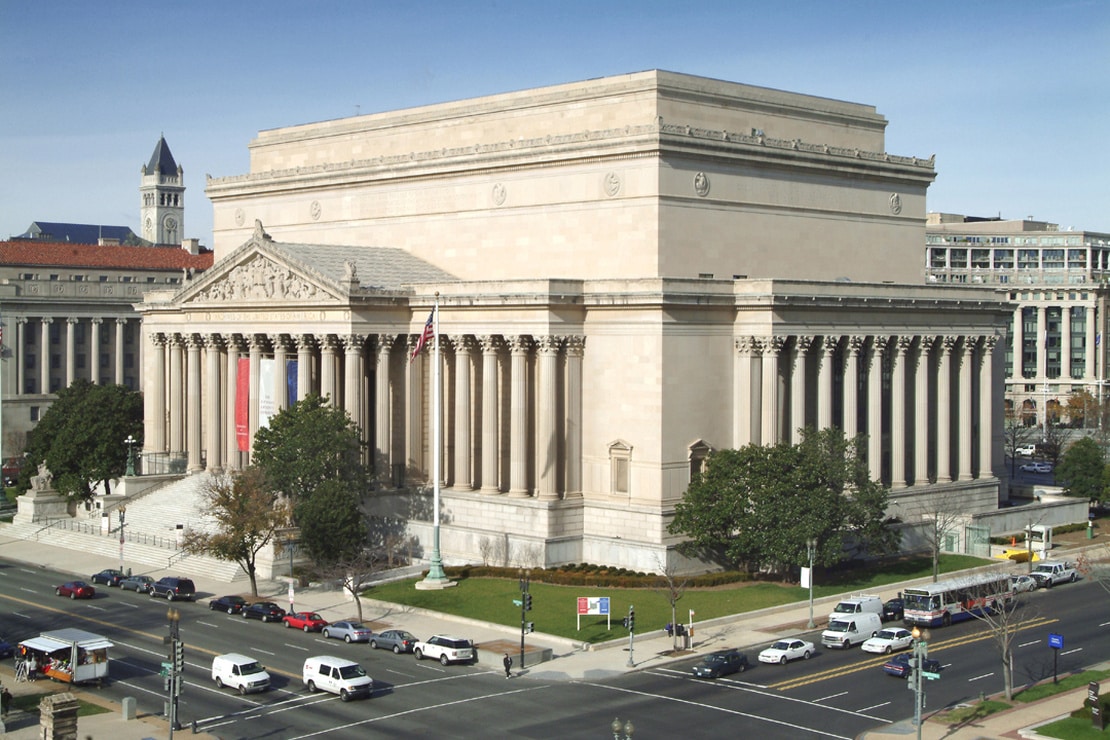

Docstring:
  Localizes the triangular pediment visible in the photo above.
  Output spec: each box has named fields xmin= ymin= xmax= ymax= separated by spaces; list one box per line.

xmin=184 ymin=251 xmax=338 ymax=305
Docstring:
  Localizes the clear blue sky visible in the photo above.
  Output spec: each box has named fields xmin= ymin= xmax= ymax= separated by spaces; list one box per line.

xmin=2 ymin=0 xmax=1107 ymax=246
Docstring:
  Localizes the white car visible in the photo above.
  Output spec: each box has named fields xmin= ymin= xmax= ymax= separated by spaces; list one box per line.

xmin=861 ymin=627 xmax=914 ymax=655
xmin=1010 ymin=574 xmax=1037 ymax=593
xmin=758 ymin=638 xmax=814 ymax=665
xmin=413 ymin=635 xmax=475 ymax=665
xmin=1019 ymin=462 xmax=1052 ymax=473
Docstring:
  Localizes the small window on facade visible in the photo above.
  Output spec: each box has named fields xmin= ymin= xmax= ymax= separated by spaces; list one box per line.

xmin=146 ymin=277 xmax=156 ymax=283
xmin=689 ymin=440 xmax=712 ymax=481
xmin=609 ymin=440 xmax=632 ymax=495
xmin=121 ymin=276 xmax=132 ymax=283
xmin=99 ymin=275 xmax=109 ymax=282
xmin=73 ymin=275 xmax=84 ymax=282
xmin=49 ymin=274 xmax=59 ymax=281
xmin=30 ymin=406 xmax=40 ymax=422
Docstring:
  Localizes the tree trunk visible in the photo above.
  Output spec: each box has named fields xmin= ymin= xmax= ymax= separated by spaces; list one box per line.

xmin=245 ymin=562 xmax=258 ymax=597
xmin=1003 ymin=649 xmax=1013 ymax=701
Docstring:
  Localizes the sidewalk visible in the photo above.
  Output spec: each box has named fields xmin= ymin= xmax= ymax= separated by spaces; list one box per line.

xmin=0 ymin=529 xmax=1101 ymax=739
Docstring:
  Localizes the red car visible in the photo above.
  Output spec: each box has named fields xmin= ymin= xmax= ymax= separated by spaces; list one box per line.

xmin=283 ymin=611 xmax=328 ymax=632
xmin=56 ymin=581 xmax=96 ymax=599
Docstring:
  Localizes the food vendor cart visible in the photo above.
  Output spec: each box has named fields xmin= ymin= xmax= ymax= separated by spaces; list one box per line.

xmin=19 ymin=628 xmax=112 ymax=686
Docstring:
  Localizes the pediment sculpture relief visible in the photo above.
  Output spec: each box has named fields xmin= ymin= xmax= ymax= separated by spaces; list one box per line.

xmin=194 ymin=255 xmax=320 ymax=302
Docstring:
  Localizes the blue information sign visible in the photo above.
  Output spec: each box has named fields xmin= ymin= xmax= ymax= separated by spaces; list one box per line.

xmin=1048 ymin=633 xmax=1064 ymax=649
xmin=599 ymin=597 xmax=610 ymax=615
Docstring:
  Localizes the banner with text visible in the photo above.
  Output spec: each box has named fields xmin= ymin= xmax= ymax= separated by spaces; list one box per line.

xmin=576 ymin=596 xmax=611 ymax=630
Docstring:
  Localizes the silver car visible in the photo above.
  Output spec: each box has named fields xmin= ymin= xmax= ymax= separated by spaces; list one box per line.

xmin=370 ymin=629 xmax=418 ymax=654
xmin=119 ymin=574 xmax=155 ymax=593
xmin=322 ymin=621 xmax=373 ymax=644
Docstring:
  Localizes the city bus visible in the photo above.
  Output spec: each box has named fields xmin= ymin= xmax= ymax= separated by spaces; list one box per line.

xmin=902 ymin=572 xmax=1013 ymax=628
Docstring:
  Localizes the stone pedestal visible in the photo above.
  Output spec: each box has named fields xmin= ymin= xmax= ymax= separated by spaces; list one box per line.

xmin=12 ymin=465 xmax=70 ymax=525
xmin=39 ymin=692 xmax=79 ymax=740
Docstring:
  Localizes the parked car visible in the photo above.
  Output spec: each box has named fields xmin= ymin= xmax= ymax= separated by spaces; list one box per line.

xmin=1015 ymin=444 xmax=1037 ymax=456
xmin=691 ymin=649 xmax=749 ymax=678
xmin=1019 ymin=462 xmax=1053 ymax=473
xmin=413 ymin=635 xmax=475 ymax=665
xmin=1030 ymin=560 xmax=1078 ymax=588
xmin=119 ymin=574 xmax=155 ymax=593
xmin=0 ymin=635 xmax=15 ymax=659
xmin=758 ymin=639 xmax=814 ymax=665
xmin=882 ymin=652 xmax=941 ymax=678
xmin=1010 ymin=574 xmax=1038 ymax=593
xmin=149 ymin=576 xmax=196 ymax=601
xmin=881 ymin=598 xmax=904 ymax=622
xmin=283 ymin=612 xmax=328 ymax=632
xmin=90 ymin=569 xmax=126 ymax=587
xmin=322 ymin=621 xmax=374 ymax=644
xmin=302 ymin=656 xmax=373 ymax=701
xmin=242 ymin=602 xmax=287 ymax=623
xmin=56 ymin=581 xmax=95 ymax=599
xmin=371 ymin=629 xmax=418 ymax=654
xmin=209 ymin=595 xmax=249 ymax=614
xmin=861 ymin=627 xmax=914 ymax=655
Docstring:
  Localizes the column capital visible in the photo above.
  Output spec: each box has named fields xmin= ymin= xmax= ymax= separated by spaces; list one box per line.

xmin=269 ymin=333 xmax=290 ymax=352
xmin=795 ymin=335 xmax=814 ymax=353
xmin=822 ymin=335 xmax=840 ymax=354
xmin=318 ymin=334 xmax=339 ymax=352
xmin=536 ymin=335 xmax=562 ymax=355
xmin=225 ymin=333 xmax=246 ymax=353
xmin=848 ymin=335 xmax=866 ymax=354
xmin=565 ymin=335 xmax=585 ymax=356
xmin=982 ymin=334 xmax=999 ymax=352
xmin=41 ymin=316 xmax=53 ymax=326
xmin=204 ymin=333 xmax=225 ymax=350
xmin=186 ymin=333 xmax=205 ymax=350
xmin=341 ymin=334 xmax=365 ymax=353
xmin=896 ymin=335 xmax=914 ymax=354
xmin=759 ymin=336 xmax=786 ymax=354
xmin=376 ymin=334 xmax=395 ymax=354
xmin=249 ymin=333 xmax=268 ymax=351
xmin=115 ymin=317 xmax=128 ymax=327
xmin=151 ymin=332 xmax=168 ymax=348
xmin=476 ymin=334 xmax=501 ymax=354
xmin=508 ymin=335 xmax=533 ymax=354
xmin=943 ymin=335 xmax=960 ymax=353
xmin=90 ymin=317 xmax=103 ymax=326
xmin=295 ymin=333 xmax=316 ymax=351
xmin=66 ymin=316 xmax=78 ymax=326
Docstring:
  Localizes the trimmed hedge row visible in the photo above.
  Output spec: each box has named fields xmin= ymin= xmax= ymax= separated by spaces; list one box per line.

xmin=426 ymin=564 xmax=755 ymax=589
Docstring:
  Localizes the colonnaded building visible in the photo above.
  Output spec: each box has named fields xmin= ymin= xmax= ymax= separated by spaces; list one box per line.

xmin=137 ymin=70 xmax=1013 ymax=572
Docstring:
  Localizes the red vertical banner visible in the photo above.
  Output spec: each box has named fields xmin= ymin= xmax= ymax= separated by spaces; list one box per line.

xmin=236 ymin=357 xmax=251 ymax=451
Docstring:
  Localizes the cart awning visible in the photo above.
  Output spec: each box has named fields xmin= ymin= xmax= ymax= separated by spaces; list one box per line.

xmin=20 ymin=634 xmax=114 ymax=653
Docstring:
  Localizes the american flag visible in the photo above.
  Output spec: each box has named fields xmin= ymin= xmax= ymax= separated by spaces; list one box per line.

xmin=409 ymin=309 xmax=434 ymax=361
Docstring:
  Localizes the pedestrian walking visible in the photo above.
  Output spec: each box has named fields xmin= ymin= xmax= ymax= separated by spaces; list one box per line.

xmin=1 ymin=685 xmax=12 ymax=716
xmin=503 ymin=653 xmax=512 ymax=678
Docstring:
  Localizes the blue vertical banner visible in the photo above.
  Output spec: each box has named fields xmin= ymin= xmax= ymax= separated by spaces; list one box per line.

xmin=286 ymin=359 xmax=298 ymax=407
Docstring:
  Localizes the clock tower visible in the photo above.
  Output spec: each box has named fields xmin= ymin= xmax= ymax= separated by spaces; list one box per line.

xmin=140 ymin=135 xmax=184 ymax=245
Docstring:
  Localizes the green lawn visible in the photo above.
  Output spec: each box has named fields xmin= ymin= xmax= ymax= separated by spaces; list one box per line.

xmin=365 ymin=553 xmax=988 ymax=643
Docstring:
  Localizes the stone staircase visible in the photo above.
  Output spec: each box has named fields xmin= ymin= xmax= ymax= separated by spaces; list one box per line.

xmin=3 ymin=472 xmax=245 ymax=582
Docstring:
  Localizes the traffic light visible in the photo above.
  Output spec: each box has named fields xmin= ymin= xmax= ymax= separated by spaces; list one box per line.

xmin=621 ymin=617 xmax=629 ymax=628
xmin=627 ymin=608 xmax=635 ymax=631
xmin=523 ymin=593 xmax=533 ymax=611
xmin=526 ymin=622 xmax=534 ymax=633
xmin=173 ymin=640 xmax=185 ymax=673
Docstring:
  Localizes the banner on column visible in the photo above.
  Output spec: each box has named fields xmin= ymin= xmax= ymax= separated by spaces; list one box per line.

xmin=236 ymin=358 xmax=250 ymax=451
xmin=286 ymin=359 xmax=298 ymax=407
xmin=259 ymin=358 xmax=276 ymax=430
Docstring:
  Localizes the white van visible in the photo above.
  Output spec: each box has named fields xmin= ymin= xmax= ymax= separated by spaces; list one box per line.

xmin=212 ymin=653 xmax=271 ymax=694
xmin=827 ymin=594 xmax=883 ymax=621
xmin=821 ymin=612 xmax=882 ymax=649
xmin=302 ymin=656 xmax=373 ymax=701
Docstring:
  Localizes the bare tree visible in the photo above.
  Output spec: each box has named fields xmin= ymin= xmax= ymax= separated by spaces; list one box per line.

xmin=654 ymin=556 xmax=689 ymax=652
xmin=913 ymin=491 xmax=967 ymax=583
xmin=1040 ymin=421 xmax=1072 ymax=469
xmin=964 ymin=572 xmax=1038 ymax=701
xmin=1003 ymin=407 xmax=1039 ymax=480
xmin=181 ymin=467 xmax=288 ymax=597
xmin=314 ymin=550 xmax=380 ymax=623
xmin=478 ymin=537 xmax=494 ymax=566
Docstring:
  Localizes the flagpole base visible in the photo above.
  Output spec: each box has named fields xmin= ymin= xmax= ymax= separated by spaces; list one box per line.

xmin=415 ymin=553 xmax=456 ymax=590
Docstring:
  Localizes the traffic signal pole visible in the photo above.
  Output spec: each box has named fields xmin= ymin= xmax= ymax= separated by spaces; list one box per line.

xmin=519 ymin=571 xmax=531 ymax=671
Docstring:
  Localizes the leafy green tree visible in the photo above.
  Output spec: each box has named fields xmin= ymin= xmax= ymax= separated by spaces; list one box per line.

xmin=22 ymin=380 xmax=142 ymax=501
xmin=669 ymin=428 xmax=896 ymax=573
xmin=181 ymin=466 xmax=289 ymax=596
xmin=251 ymin=394 xmax=368 ymax=502
xmin=1055 ymin=436 xmax=1106 ymax=503
xmin=295 ymin=479 xmax=366 ymax=566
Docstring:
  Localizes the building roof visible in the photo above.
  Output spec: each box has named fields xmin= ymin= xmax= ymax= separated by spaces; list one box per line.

xmin=146 ymin=135 xmax=180 ymax=174
xmin=12 ymin=221 xmax=141 ymax=245
xmin=0 ymin=240 xmax=213 ymax=271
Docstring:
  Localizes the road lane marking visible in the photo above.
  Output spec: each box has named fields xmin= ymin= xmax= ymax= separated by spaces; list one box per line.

xmin=968 ymin=673 xmax=994 ymax=682
xmin=815 ymin=691 xmax=848 ymax=702
xmin=196 ymin=620 xmax=222 ymax=628
xmin=1018 ymin=640 xmax=1038 ymax=647
xmin=859 ymin=701 xmax=891 ymax=712
xmin=579 ymin=682 xmax=856 ymax=739
xmin=768 ymin=616 xmax=1059 ymax=690
xmin=1061 ymin=648 xmax=1083 ymax=656
xmin=283 ymin=643 xmax=310 ymax=651
xmin=252 ymin=648 xmax=276 ymax=656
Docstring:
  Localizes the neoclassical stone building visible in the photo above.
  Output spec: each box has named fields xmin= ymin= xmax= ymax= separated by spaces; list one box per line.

xmin=137 ymin=71 xmax=1012 ymax=571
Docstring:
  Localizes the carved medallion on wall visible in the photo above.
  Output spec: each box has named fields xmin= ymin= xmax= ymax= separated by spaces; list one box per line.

xmin=234 ymin=208 xmax=245 ymax=226
xmin=693 ymin=172 xmax=710 ymax=197
xmin=889 ymin=193 xmax=903 ymax=215
xmin=604 ymin=172 xmax=622 ymax=197
xmin=310 ymin=200 xmax=322 ymax=221
xmin=492 ymin=183 xmax=507 ymax=206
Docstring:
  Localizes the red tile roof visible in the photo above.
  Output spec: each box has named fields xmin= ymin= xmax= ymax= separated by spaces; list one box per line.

xmin=0 ymin=241 xmax=213 ymax=271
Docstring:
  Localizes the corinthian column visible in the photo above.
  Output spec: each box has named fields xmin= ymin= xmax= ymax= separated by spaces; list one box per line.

xmin=535 ymin=335 xmax=560 ymax=501
xmin=169 ymin=334 xmax=184 ymax=456
xmin=249 ymin=334 xmax=264 ymax=458
xmin=374 ymin=335 xmax=394 ymax=483
xmin=867 ymin=337 xmax=888 ymax=483
xmin=937 ymin=337 xmax=956 ymax=482
xmin=959 ymin=339 xmax=975 ymax=480
xmin=342 ymin=334 xmax=364 ymax=428
xmin=508 ymin=336 xmax=531 ymax=498
xmin=453 ymin=336 xmax=474 ymax=490
xmin=890 ymin=336 xmax=912 ymax=488
xmin=90 ymin=318 xmax=102 ymax=384
xmin=186 ymin=334 xmax=203 ymax=472
xmin=39 ymin=318 xmax=51 ymax=393
xmin=564 ymin=336 xmax=584 ymax=499
xmin=205 ymin=334 xmax=224 ymax=473
xmin=914 ymin=337 xmax=935 ymax=486
xmin=844 ymin=336 xmax=863 ymax=440
xmin=320 ymin=335 xmax=338 ymax=405
xmin=225 ymin=335 xmax=243 ymax=472
xmin=818 ymin=336 xmax=838 ymax=430
xmin=145 ymin=333 xmax=167 ymax=454
xmin=790 ymin=336 xmax=811 ymax=441
xmin=761 ymin=337 xmax=784 ymax=445
xmin=296 ymin=334 xmax=314 ymax=400
xmin=979 ymin=336 xmax=998 ymax=478
xmin=478 ymin=336 xmax=501 ymax=493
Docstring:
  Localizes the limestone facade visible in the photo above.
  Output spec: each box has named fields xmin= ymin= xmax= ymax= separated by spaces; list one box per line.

xmin=137 ymin=71 xmax=1012 ymax=572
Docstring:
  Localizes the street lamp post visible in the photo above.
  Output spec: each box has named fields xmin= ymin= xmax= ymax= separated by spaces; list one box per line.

xmin=118 ymin=506 xmax=126 ymax=574
xmin=910 ymin=625 xmax=932 ymax=740
xmin=805 ymin=538 xmax=817 ymax=629
xmin=166 ymin=607 xmax=182 ymax=737
xmin=1042 ymin=383 xmax=1049 ymax=442
xmin=124 ymin=434 xmax=137 ymax=477
xmin=610 ymin=717 xmax=635 ymax=740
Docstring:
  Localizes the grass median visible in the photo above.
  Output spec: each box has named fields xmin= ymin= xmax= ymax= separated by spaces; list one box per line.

xmin=365 ymin=553 xmax=987 ymax=644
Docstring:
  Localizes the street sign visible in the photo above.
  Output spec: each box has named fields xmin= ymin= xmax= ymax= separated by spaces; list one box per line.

xmin=512 ymin=599 xmax=522 ymax=607
xmin=1048 ymin=633 xmax=1064 ymax=649
xmin=922 ymin=671 xmax=940 ymax=680
xmin=159 ymin=661 xmax=172 ymax=677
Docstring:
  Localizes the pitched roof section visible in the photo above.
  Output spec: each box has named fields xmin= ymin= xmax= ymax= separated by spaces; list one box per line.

xmin=0 ymin=241 xmax=213 ymax=271
xmin=13 ymin=222 xmax=140 ymax=245
xmin=146 ymin=135 xmax=179 ymax=174
xmin=266 ymin=240 xmax=457 ymax=292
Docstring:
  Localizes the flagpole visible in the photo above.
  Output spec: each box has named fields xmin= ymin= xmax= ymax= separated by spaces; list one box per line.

xmin=418 ymin=292 xmax=452 ymax=589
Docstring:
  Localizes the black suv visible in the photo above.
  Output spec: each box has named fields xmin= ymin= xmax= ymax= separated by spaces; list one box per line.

xmin=149 ymin=576 xmax=196 ymax=601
